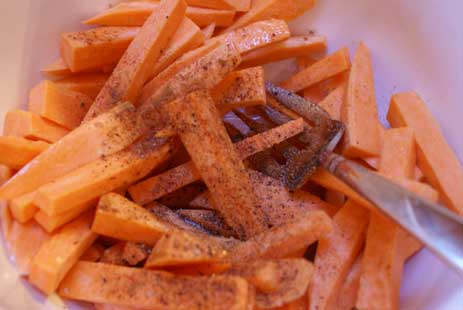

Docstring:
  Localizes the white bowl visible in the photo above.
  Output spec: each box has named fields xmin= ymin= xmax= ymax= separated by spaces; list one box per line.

xmin=0 ymin=0 xmax=462 ymax=309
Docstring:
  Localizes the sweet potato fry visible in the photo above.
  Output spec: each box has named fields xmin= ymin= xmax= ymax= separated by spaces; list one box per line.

xmin=3 ymin=109 xmax=69 ymax=143
xmin=81 ymin=243 xmax=105 ymax=262
xmin=0 ymin=201 xmax=12 ymax=241
xmin=308 ymin=201 xmax=369 ymax=310
xmin=7 ymin=220 xmax=50 ymax=275
xmin=59 ymin=261 xmax=251 ymax=310
xmin=61 ymin=27 xmax=140 ymax=72
xmin=34 ymin=137 xmax=173 ymax=216
xmin=55 ymin=73 xmax=109 ymax=100
xmin=202 ymin=23 xmax=216 ymax=39
xmin=29 ymin=80 xmax=93 ymax=129
xmin=280 ymin=47 xmax=350 ymax=93
xmin=0 ymin=102 xmax=142 ymax=200
xmin=225 ymin=0 xmax=315 ymax=31
xmin=34 ymin=199 xmax=97 ymax=233
xmin=100 ymin=242 xmax=127 ymax=265
xmin=388 ymin=91 xmax=463 ymax=215
xmin=177 ymin=209 xmax=235 ymax=237
xmin=163 ymin=90 xmax=267 ymax=239
xmin=228 ymin=259 xmax=313 ymax=309
xmin=212 ymin=66 xmax=266 ymax=112
xmin=121 ymin=242 xmax=151 ymax=266
xmin=29 ymin=212 xmax=97 ymax=294
xmin=0 ymin=136 xmax=49 ymax=170
xmin=342 ymin=42 xmax=381 ymax=157
xmin=145 ymin=230 xmax=228 ymax=268
xmin=316 ymin=84 xmax=346 ymax=121
xmin=187 ymin=6 xmax=236 ymax=27
xmin=337 ymin=254 xmax=362 ymax=310
xmin=228 ymin=211 xmax=332 ymax=263
xmin=0 ymin=165 xmax=12 ymax=185
xmin=91 ymin=193 xmax=170 ymax=244
xmin=84 ymin=0 xmax=187 ymax=120
xmin=240 ymin=36 xmax=327 ymax=68
xmin=41 ymin=58 xmax=73 ymax=77
xmin=9 ymin=191 xmax=37 ymax=223
xmin=186 ymin=0 xmax=235 ymax=10
xmin=128 ymin=118 xmax=304 ymax=205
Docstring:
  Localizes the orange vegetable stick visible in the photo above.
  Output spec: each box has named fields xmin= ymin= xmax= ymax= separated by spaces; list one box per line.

xmin=34 ymin=200 xmax=96 ymax=233
xmin=341 ymin=43 xmax=381 ymax=157
xmin=7 ymin=220 xmax=50 ymax=275
xmin=145 ymin=230 xmax=228 ymax=268
xmin=308 ymin=201 xmax=369 ymax=310
xmin=41 ymin=58 xmax=73 ymax=77
xmin=34 ymin=137 xmax=173 ymax=216
xmin=3 ymin=109 xmax=69 ymax=143
xmin=121 ymin=242 xmax=151 ymax=265
xmin=60 ymin=27 xmax=140 ymax=72
xmin=303 ymin=72 xmax=348 ymax=104
xmin=84 ymin=0 xmax=187 ymax=120
xmin=201 ymin=23 xmax=216 ymax=39
xmin=128 ymin=118 xmax=304 ymax=204
xmin=164 ymin=90 xmax=266 ymax=239
xmin=139 ymin=40 xmax=221 ymax=104
xmin=148 ymin=17 xmax=204 ymax=80
xmin=0 ymin=136 xmax=49 ymax=170
xmin=0 ymin=200 xmax=13 ymax=240
xmin=81 ymin=243 xmax=105 ymax=262
xmin=55 ymin=73 xmax=109 ymax=100
xmin=228 ymin=211 xmax=332 ymax=263
xmin=337 ymin=254 xmax=362 ymax=310
xmin=187 ymin=6 xmax=235 ymax=27
xmin=29 ymin=80 xmax=93 ymax=129
xmin=58 ymin=261 xmax=250 ymax=309
xmin=316 ymin=83 xmax=346 ymax=121
xmin=280 ymin=47 xmax=350 ymax=93
xmin=92 ymin=193 xmax=170 ymax=244
xmin=240 ymin=36 xmax=327 ymax=68
xmin=212 ymin=66 xmax=266 ymax=112
xmin=218 ymin=19 xmax=290 ymax=54
xmin=225 ymin=0 xmax=315 ymax=32
xmin=9 ymin=192 xmax=37 ymax=223
xmin=0 ymin=102 xmax=142 ymax=200
xmin=186 ymin=0 xmax=235 ymax=10
xmin=387 ymin=92 xmax=463 ymax=215
xmin=29 ymin=212 xmax=97 ymax=294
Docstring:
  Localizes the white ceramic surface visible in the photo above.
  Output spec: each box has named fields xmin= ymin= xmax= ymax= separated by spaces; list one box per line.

xmin=0 ymin=0 xmax=462 ymax=309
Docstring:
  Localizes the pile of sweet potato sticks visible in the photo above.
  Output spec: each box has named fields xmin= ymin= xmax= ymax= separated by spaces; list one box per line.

xmin=0 ymin=0 xmax=462 ymax=309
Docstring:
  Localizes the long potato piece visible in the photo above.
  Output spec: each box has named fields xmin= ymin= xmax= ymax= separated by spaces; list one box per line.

xmin=0 ymin=136 xmax=49 ymax=170
xmin=228 ymin=211 xmax=332 ymax=263
xmin=128 ymin=118 xmax=304 ymax=205
xmin=84 ymin=0 xmax=187 ymax=120
xmin=58 ymin=261 xmax=250 ymax=310
xmin=0 ymin=102 xmax=142 ymax=200
xmin=54 ymin=73 xmax=109 ymax=100
xmin=91 ymin=193 xmax=170 ymax=245
xmin=29 ymin=212 xmax=97 ymax=294
xmin=9 ymin=191 xmax=37 ymax=223
xmin=388 ymin=92 xmax=463 ymax=215
xmin=308 ymin=201 xmax=369 ymax=310
xmin=34 ymin=137 xmax=173 ymax=216
xmin=164 ymin=90 xmax=266 ymax=239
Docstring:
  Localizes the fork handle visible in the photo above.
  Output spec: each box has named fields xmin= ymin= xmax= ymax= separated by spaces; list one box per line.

xmin=323 ymin=152 xmax=463 ymax=274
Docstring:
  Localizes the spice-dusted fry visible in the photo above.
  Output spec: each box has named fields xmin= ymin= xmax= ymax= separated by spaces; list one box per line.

xmin=29 ymin=80 xmax=93 ymax=129
xmin=225 ymin=0 xmax=315 ymax=31
xmin=0 ymin=102 xmax=142 ymax=200
xmin=227 ymin=259 xmax=313 ymax=309
xmin=84 ymin=0 xmax=187 ymax=120
xmin=128 ymin=118 xmax=304 ymax=205
xmin=34 ymin=137 xmax=174 ymax=216
xmin=388 ymin=92 xmax=463 ymax=215
xmin=186 ymin=6 xmax=235 ymax=27
xmin=7 ymin=220 xmax=50 ymax=276
xmin=177 ymin=209 xmax=235 ymax=237
xmin=59 ymin=261 xmax=251 ymax=310
xmin=54 ymin=73 xmax=109 ymax=100
xmin=202 ymin=23 xmax=216 ymax=39
xmin=92 ymin=193 xmax=170 ymax=245
xmin=61 ymin=27 xmax=140 ymax=72
xmin=164 ymin=90 xmax=267 ymax=239
xmin=308 ymin=201 xmax=369 ymax=310
xmin=316 ymin=84 xmax=346 ymax=121
xmin=342 ymin=42 xmax=381 ymax=157
xmin=4 ymin=109 xmax=69 ymax=143
xmin=280 ymin=47 xmax=350 ymax=93
xmin=0 ymin=136 xmax=49 ymax=170
xmin=240 ymin=36 xmax=327 ymax=68
xmin=145 ymin=230 xmax=228 ymax=268
xmin=29 ymin=212 xmax=97 ymax=294
xmin=212 ymin=66 xmax=266 ymax=112
xmin=121 ymin=242 xmax=151 ymax=266
xmin=228 ymin=211 xmax=332 ymax=263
